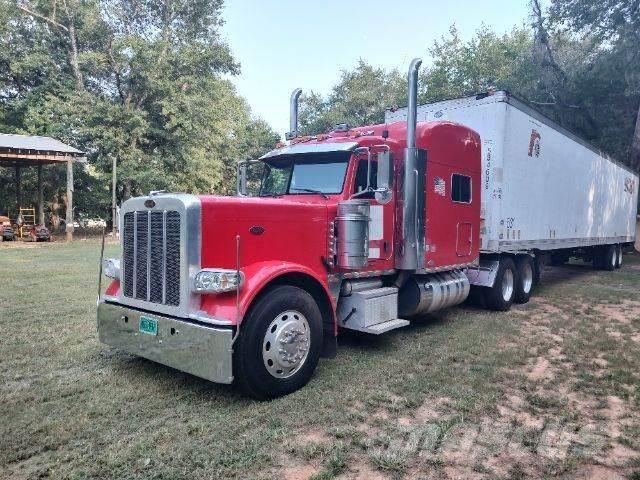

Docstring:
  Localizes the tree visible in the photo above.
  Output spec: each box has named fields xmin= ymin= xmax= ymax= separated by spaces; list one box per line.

xmin=547 ymin=0 xmax=640 ymax=171
xmin=0 ymin=0 xmax=278 ymax=224
xmin=421 ymin=25 xmax=537 ymax=102
xmin=298 ymin=60 xmax=405 ymax=135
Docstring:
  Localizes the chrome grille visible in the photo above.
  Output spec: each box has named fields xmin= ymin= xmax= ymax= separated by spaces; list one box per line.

xmin=122 ymin=210 xmax=181 ymax=306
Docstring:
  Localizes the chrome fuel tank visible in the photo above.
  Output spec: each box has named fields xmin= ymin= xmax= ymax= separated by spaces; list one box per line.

xmin=398 ymin=270 xmax=470 ymax=317
xmin=335 ymin=200 xmax=370 ymax=269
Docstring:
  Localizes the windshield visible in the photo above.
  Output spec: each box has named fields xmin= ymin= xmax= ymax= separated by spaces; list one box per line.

xmin=260 ymin=152 xmax=350 ymax=196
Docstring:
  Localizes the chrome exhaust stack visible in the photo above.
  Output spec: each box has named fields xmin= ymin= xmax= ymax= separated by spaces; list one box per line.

xmin=285 ymin=88 xmax=303 ymax=140
xmin=396 ymin=58 xmax=424 ymax=270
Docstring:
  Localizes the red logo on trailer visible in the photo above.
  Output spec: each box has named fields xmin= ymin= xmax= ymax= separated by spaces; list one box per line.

xmin=528 ymin=129 xmax=541 ymax=157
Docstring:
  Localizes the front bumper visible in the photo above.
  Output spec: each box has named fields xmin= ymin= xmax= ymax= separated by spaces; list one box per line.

xmin=97 ymin=302 xmax=234 ymax=384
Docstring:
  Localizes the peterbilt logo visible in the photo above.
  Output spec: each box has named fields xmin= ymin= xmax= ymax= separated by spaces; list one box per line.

xmin=624 ymin=177 xmax=635 ymax=195
xmin=528 ymin=129 xmax=541 ymax=157
xmin=144 ymin=199 xmax=156 ymax=208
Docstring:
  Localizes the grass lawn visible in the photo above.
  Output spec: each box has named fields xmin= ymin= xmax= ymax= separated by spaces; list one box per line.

xmin=2 ymin=239 xmax=640 ymax=479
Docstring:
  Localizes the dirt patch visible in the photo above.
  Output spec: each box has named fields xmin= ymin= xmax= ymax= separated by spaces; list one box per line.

xmin=281 ymin=463 xmax=318 ymax=480
xmin=574 ymin=465 xmax=625 ymax=480
xmin=299 ymin=427 xmax=329 ymax=444
xmin=528 ymin=357 xmax=553 ymax=381
xmin=595 ymin=301 xmax=640 ymax=325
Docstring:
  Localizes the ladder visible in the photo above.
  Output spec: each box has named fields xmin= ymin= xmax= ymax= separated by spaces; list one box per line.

xmin=17 ymin=207 xmax=36 ymax=238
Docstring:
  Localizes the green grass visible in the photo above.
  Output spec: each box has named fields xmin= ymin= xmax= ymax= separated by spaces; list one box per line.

xmin=1 ymin=240 xmax=640 ymax=479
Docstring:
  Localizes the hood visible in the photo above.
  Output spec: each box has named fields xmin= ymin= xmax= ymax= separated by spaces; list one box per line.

xmin=199 ymin=195 xmax=329 ymax=270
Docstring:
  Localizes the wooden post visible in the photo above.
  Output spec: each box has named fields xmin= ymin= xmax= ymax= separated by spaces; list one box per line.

xmin=112 ymin=156 xmax=117 ymax=235
xmin=15 ymin=165 xmax=21 ymax=210
xmin=37 ymin=164 xmax=44 ymax=225
xmin=66 ymin=159 xmax=74 ymax=242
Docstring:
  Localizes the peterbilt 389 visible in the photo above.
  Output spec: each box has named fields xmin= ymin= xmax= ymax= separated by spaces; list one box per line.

xmin=98 ymin=59 xmax=638 ymax=399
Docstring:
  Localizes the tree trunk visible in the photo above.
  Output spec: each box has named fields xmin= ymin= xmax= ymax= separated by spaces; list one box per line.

xmin=66 ymin=10 xmax=83 ymax=90
xmin=632 ymin=101 xmax=640 ymax=173
xmin=123 ymin=180 xmax=132 ymax=201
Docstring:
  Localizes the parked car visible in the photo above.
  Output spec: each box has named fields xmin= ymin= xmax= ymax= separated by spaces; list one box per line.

xmin=28 ymin=224 xmax=51 ymax=242
xmin=0 ymin=216 xmax=15 ymax=241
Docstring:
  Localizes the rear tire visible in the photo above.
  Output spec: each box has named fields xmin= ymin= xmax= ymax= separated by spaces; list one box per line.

xmin=514 ymin=256 xmax=535 ymax=304
xmin=484 ymin=257 xmax=516 ymax=311
xmin=233 ymin=285 xmax=323 ymax=400
xmin=615 ymin=245 xmax=622 ymax=269
xmin=598 ymin=245 xmax=617 ymax=271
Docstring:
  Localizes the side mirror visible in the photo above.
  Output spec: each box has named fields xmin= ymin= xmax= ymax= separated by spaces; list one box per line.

xmin=375 ymin=150 xmax=393 ymax=204
xmin=237 ymin=162 xmax=248 ymax=196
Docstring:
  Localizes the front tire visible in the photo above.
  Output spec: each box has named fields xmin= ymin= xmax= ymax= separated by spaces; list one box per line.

xmin=233 ymin=285 xmax=323 ymax=400
xmin=514 ymin=255 xmax=535 ymax=304
xmin=484 ymin=257 xmax=516 ymax=311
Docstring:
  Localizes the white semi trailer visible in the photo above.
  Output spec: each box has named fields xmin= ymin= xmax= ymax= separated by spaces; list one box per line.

xmin=387 ymin=91 xmax=638 ymax=310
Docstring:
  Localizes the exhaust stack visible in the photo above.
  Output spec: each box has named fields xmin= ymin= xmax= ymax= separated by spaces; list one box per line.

xmin=286 ymin=88 xmax=303 ymax=140
xmin=406 ymin=58 xmax=422 ymax=148
xmin=397 ymin=58 xmax=423 ymax=270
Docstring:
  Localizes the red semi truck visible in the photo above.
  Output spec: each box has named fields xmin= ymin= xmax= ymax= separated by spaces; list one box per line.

xmin=98 ymin=59 xmax=637 ymax=399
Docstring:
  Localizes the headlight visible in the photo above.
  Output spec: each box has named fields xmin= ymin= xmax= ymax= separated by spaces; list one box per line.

xmin=193 ymin=269 xmax=243 ymax=293
xmin=103 ymin=258 xmax=121 ymax=279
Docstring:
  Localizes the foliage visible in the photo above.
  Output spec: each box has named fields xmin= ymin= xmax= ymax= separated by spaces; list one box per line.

xmin=0 ymin=0 xmax=278 ymax=222
xmin=298 ymin=6 xmax=639 ymax=173
xmin=298 ymin=60 xmax=406 ymax=135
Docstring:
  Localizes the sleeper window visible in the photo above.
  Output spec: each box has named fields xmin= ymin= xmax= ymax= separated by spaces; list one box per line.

xmin=451 ymin=174 xmax=471 ymax=203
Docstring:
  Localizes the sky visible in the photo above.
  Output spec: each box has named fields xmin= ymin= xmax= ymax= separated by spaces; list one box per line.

xmin=222 ymin=0 xmax=535 ymax=136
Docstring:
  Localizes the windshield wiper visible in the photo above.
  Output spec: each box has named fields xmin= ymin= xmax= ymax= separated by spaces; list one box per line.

xmin=290 ymin=188 xmax=329 ymax=199
xmin=259 ymin=192 xmax=283 ymax=198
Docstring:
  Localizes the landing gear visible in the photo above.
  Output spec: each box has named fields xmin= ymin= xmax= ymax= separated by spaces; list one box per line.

xmin=233 ymin=285 xmax=323 ymax=400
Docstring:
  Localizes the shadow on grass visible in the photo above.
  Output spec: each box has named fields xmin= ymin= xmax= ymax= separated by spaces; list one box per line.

xmin=108 ymin=353 xmax=244 ymax=402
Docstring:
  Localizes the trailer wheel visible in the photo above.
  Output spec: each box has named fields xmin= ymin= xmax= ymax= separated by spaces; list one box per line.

xmin=514 ymin=256 xmax=535 ymax=304
xmin=615 ymin=245 xmax=622 ymax=269
xmin=233 ymin=285 xmax=323 ymax=400
xmin=484 ymin=257 xmax=516 ymax=311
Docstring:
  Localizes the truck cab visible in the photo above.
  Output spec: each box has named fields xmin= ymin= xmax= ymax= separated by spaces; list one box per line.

xmin=98 ymin=59 xmax=482 ymax=399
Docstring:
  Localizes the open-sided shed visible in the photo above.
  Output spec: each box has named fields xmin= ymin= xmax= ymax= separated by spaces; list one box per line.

xmin=0 ymin=133 xmax=86 ymax=240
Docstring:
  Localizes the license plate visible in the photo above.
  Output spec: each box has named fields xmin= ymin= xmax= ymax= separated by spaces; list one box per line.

xmin=139 ymin=316 xmax=158 ymax=336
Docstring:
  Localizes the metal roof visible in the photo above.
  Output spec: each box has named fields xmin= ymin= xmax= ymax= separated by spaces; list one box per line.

xmin=260 ymin=141 xmax=359 ymax=160
xmin=0 ymin=133 xmax=83 ymax=154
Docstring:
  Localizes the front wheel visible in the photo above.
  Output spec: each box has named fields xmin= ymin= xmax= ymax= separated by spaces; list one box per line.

xmin=233 ymin=285 xmax=323 ymax=400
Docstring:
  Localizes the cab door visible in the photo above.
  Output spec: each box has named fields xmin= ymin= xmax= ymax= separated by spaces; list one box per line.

xmin=351 ymin=157 xmax=395 ymax=270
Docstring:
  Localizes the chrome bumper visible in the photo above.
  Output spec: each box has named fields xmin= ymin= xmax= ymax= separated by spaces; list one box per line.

xmin=97 ymin=302 xmax=234 ymax=384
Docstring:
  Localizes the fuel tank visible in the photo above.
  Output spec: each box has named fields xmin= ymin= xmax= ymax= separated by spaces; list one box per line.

xmin=398 ymin=270 xmax=470 ymax=317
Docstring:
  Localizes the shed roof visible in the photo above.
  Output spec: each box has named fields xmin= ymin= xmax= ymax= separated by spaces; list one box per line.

xmin=0 ymin=133 xmax=83 ymax=154
xmin=0 ymin=133 xmax=85 ymax=167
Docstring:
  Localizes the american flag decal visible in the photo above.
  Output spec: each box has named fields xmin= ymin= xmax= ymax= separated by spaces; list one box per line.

xmin=434 ymin=176 xmax=446 ymax=196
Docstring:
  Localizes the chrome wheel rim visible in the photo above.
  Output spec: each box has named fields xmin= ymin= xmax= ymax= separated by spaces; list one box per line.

xmin=262 ymin=310 xmax=310 ymax=379
xmin=611 ymin=250 xmax=617 ymax=268
xmin=522 ymin=262 xmax=533 ymax=294
xmin=502 ymin=268 xmax=514 ymax=302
